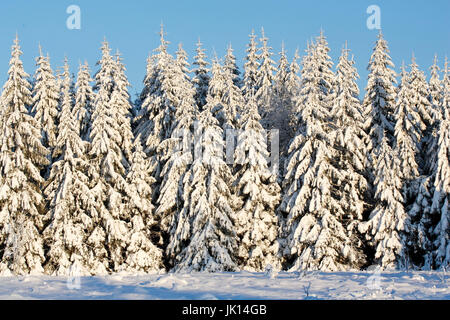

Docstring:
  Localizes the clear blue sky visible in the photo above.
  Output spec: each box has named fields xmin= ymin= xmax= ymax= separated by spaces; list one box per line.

xmin=0 ymin=0 xmax=449 ymax=99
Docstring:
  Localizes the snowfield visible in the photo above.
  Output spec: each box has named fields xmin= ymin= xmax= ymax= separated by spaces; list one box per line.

xmin=0 ymin=271 xmax=448 ymax=300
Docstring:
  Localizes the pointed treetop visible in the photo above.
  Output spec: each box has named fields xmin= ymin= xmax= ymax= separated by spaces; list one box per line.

xmin=38 ymin=42 xmax=43 ymax=57
xmin=341 ymin=41 xmax=350 ymax=57
xmin=294 ymin=47 xmax=300 ymax=60
xmin=159 ymin=22 xmax=168 ymax=48
xmin=433 ymin=54 xmax=438 ymax=65
xmin=411 ymin=52 xmax=416 ymax=65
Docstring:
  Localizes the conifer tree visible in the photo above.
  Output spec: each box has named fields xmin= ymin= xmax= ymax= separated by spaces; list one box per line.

xmin=424 ymin=55 xmax=444 ymax=175
xmin=408 ymin=56 xmax=433 ymax=175
xmin=233 ymin=91 xmax=281 ymax=271
xmin=111 ymin=50 xmax=134 ymax=163
xmin=167 ymin=83 xmax=239 ymax=272
xmin=224 ymin=43 xmax=242 ymax=88
xmin=89 ymin=40 xmax=132 ymax=273
xmin=192 ymin=39 xmax=210 ymax=110
xmin=359 ymin=137 xmax=411 ymax=269
xmin=330 ymin=45 xmax=369 ymax=258
xmin=394 ymin=63 xmax=423 ymax=199
xmin=280 ymin=33 xmax=365 ymax=271
xmin=256 ymin=28 xmax=276 ymax=128
xmin=205 ymin=59 xmax=242 ymax=130
xmin=242 ymin=29 xmax=260 ymax=98
xmin=124 ymin=138 xmax=163 ymax=272
xmin=73 ymin=62 xmax=95 ymax=141
xmin=362 ymin=32 xmax=397 ymax=171
xmin=431 ymin=62 xmax=449 ymax=270
xmin=43 ymin=59 xmax=102 ymax=276
xmin=31 ymin=46 xmax=59 ymax=158
xmin=176 ymin=43 xmax=190 ymax=80
xmin=429 ymin=55 xmax=444 ymax=121
xmin=155 ymin=58 xmax=197 ymax=252
xmin=0 ymin=36 xmax=49 ymax=275
xmin=272 ymin=44 xmax=299 ymax=154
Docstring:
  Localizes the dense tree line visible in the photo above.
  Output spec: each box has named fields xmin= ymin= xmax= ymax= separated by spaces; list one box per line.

xmin=0 ymin=27 xmax=448 ymax=276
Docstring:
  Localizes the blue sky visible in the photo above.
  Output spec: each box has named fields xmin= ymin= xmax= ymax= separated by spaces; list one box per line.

xmin=0 ymin=0 xmax=449 ymax=99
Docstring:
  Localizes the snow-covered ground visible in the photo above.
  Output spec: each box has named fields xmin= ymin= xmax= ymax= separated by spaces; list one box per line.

xmin=0 ymin=271 xmax=448 ymax=300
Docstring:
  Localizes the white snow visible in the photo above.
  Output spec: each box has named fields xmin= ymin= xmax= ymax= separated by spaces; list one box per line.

xmin=0 ymin=271 xmax=448 ymax=300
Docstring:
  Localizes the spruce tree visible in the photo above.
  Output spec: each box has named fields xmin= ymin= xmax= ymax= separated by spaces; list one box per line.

xmin=242 ymin=29 xmax=260 ymax=98
xmin=394 ymin=63 xmax=423 ymax=199
xmin=205 ymin=59 xmax=242 ymax=130
xmin=43 ymin=60 xmax=101 ymax=276
xmin=330 ymin=45 xmax=369 ymax=263
xmin=192 ymin=39 xmax=210 ymax=110
xmin=156 ymin=57 xmax=197 ymax=254
xmin=431 ymin=62 xmax=449 ymax=270
xmin=168 ymin=83 xmax=239 ymax=273
xmin=0 ymin=36 xmax=49 ymax=275
xmin=73 ymin=62 xmax=95 ymax=141
xmin=359 ymin=137 xmax=411 ymax=269
xmin=224 ymin=43 xmax=242 ymax=88
xmin=124 ymin=138 xmax=163 ymax=273
xmin=31 ymin=46 xmax=59 ymax=160
xmin=362 ymin=32 xmax=397 ymax=173
xmin=408 ymin=56 xmax=433 ymax=175
xmin=272 ymin=44 xmax=299 ymax=155
xmin=233 ymin=91 xmax=281 ymax=271
xmin=176 ymin=43 xmax=190 ymax=80
xmin=111 ymin=50 xmax=134 ymax=163
xmin=89 ymin=40 xmax=132 ymax=273
xmin=281 ymin=33 xmax=365 ymax=271
xmin=256 ymin=28 xmax=276 ymax=128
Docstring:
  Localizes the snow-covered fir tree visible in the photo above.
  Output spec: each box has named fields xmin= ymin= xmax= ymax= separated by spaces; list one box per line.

xmin=362 ymin=32 xmax=397 ymax=173
xmin=73 ymin=62 xmax=95 ymax=141
xmin=167 ymin=86 xmax=239 ymax=273
xmin=271 ymin=44 xmax=299 ymax=155
xmin=329 ymin=45 xmax=369 ymax=260
xmin=89 ymin=40 xmax=132 ymax=273
xmin=359 ymin=136 xmax=411 ymax=269
xmin=429 ymin=55 xmax=443 ymax=121
xmin=408 ymin=56 xmax=433 ymax=175
xmin=155 ymin=56 xmax=197 ymax=255
xmin=192 ymin=38 xmax=210 ymax=110
xmin=134 ymin=26 xmax=188 ymax=181
xmin=256 ymin=28 xmax=276 ymax=128
xmin=124 ymin=138 xmax=163 ymax=273
xmin=205 ymin=59 xmax=242 ymax=130
xmin=0 ymin=36 xmax=49 ymax=275
xmin=424 ymin=55 xmax=444 ymax=175
xmin=43 ymin=60 xmax=102 ymax=276
xmin=393 ymin=63 xmax=423 ymax=199
xmin=242 ymin=29 xmax=260 ymax=98
xmin=280 ymin=33 xmax=365 ymax=271
xmin=224 ymin=43 xmax=242 ymax=88
xmin=176 ymin=43 xmax=191 ymax=80
xmin=31 ymin=46 xmax=59 ymax=158
xmin=394 ymin=63 xmax=429 ymax=267
xmin=431 ymin=63 xmax=449 ymax=270
xmin=111 ymin=49 xmax=134 ymax=163
xmin=233 ymin=91 xmax=281 ymax=271
xmin=409 ymin=58 xmax=447 ymax=269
